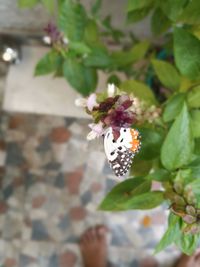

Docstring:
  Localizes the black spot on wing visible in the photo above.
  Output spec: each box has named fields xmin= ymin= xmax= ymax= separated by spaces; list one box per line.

xmin=109 ymin=148 xmax=135 ymax=177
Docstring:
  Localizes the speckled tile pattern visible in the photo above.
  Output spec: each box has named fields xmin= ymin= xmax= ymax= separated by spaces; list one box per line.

xmin=0 ymin=112 xmax=180 ymax=267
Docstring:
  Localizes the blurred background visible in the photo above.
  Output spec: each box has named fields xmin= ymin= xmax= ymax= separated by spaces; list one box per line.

xmin=0 ymin=1 xmax=179 ymax=267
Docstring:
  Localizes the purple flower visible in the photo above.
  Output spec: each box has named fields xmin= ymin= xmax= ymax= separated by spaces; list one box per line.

xmin=85 ymin=92 xmax=136 ymax=140
xmin=103 ymin=107 xmax=135 ymax=127
xmin=44 ymin=22 xmax=61 ymax=43
xmin=102 ymin=95 xmax=135 ymax=128
xmin=95 ymin=94 xmax=136 ymax=140
xmin=98 ymin=96 xmax=119 ymax=112
xmin=102 ymin=106 xmax=136 ymax=140
xmin=116 ymin=94 xmax=133 ymax=109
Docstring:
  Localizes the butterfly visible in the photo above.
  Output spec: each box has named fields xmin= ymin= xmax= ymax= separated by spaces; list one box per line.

xmin=104 ymin=127 xmax=141 ymax=177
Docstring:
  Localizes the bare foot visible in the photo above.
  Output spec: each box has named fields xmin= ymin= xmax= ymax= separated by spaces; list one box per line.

xmin=176 ymin=250 xmax=200 ymax=267
xmin=140 ymin=256 xmax=158 ymax=267
xmin=80 ymin=225 xmax=108 ymax=267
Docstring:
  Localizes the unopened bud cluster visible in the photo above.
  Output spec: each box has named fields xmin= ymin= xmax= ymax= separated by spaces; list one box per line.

xmin=164 ymin=180 xmax=200 ymax=234
xmin=129 ymin=94 xmax=161 ymax=124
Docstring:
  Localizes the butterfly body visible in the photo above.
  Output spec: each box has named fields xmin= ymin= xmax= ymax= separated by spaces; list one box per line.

xmin=104 ymin=127 xmax=141 ymax=177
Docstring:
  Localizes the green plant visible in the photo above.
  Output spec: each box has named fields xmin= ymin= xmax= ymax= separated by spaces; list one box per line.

xmin=19 ymin=0 xmax=200 ymax=255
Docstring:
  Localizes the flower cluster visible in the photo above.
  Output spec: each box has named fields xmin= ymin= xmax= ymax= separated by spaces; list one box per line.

xmin=75 ymin=84 xmax=161 ymax=140
xmin=44 ymin=22 xmax=61 ymax=44
xmin=129 ymin=94 xmax=161 ymax=124
xmin=75 ymin=84 xmax=135 ymax=140
xmin=44 ymin=22 xmax=68 ymax=45
xmin=165 ymin=180 xmax=200 ymax=234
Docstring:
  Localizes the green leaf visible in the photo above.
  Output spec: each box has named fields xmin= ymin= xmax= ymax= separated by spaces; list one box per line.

xmin=102 ymin=15 xmax=112 ymax=29
xmin=127 ymin=0 xmax=153 ymax=12
xmin=161 ymin=103 xmax=194 ymax=170
xmin=41 ymin=0 xmax=54 ymax=13
xmin=190 ymin=186 xmax=200 ymax=204
xmin=155 ymin=213 xmax=181 ymax=253
xmin=111 ymin=41 xmax=149 ymax=68
xmin=107 ymin=74 xmax=121 ymax=87
xmin=174 ymin=28 xmax=200 ymax=80
xmin=187 ymin=85 xmax=200 ymax=108
xmin=195 ymin=138 xmax=200 ymax=155
xmin=91 ymin=0 xmax=102 ymax=15
xmin=146 ymin=169 xmax=170 ymax=182
xmin=63 ymin=58 xmax=97 ymax=96
xmin=101 ymin=16 xmax=124 ymax=43
xmin=163 ymin=93 xmax=185 ymax=122
xmin=151 ymin=7 xmax=171 ymax=36
xmin=111 ymin=51 xmax=135 ymax=68
xmin=120 ymin=80 xmax=157 ymax=106
xmin=124 ymin=191 xmax=164 ymax=210
xmin=179 ymin=76 xmax=194 ymax=93
xmin=152 ymin=59 xmax=181 ymax=91
xmin=58 ymin=0 xmax=65 ymax=5
xmin=178 ymin=0 xmax=200 ymax=25
xmin=137 ymin=128 xmax=164 ymax=160
xmin=84 ymin=47 xmax=112 ymax=69
xmin=99 ymin=177 xmax=151 ymax=211
xmin=129 ymin=180 xmax=152 ymax=196
xmin=132 ymin=41 xmax=150 ymax=59
xmin=127 ymin=7 xmax=151 ymax=23
xmin=189 ymin=174 xmax=200 ymax=203
xmin=35 ymin=50 xmax=62 ymax=76
xmin=18 ymin=0 xmax=39 ymax=8
xmin=175 ymin=233 xmax=199 ymax=256
xmin=160 ymin=0 xmax=188 ymax=21
xmin=130 ymin=158 xmax=153 ymax=176
xmin=190 ymin=110 xmax=200 ymax=138
xmin=187 ymin=157 xmax=200 ymax=179
xmin=84 ymin=19 xmax=100 ymax=45
xmin=68 ymin=42 xmax=91 ymax=55
xmin=58 ymin=0 xmax=87 ymax=41
xmin=176 ymin=169 xmax=194 ymax=187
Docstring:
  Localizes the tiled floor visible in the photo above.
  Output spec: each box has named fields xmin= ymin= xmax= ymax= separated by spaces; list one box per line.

xmin=0 ymin=112 xmax=179 ymax=267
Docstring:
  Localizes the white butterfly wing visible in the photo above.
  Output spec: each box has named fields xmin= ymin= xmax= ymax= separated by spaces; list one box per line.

xmin=104 ymin=127 xmax=119 ymax=161
xmin=104 ymin=127 xmax=137 ymax=177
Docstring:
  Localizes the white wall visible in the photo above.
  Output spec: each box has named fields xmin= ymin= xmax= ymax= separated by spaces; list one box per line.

xmin=1 ymin=0 xmax=151 ymax=117
xmin=0 ymin=0 xmax=151 ymax=39
xmin=3 ymin=46 xmax=110 ymax=118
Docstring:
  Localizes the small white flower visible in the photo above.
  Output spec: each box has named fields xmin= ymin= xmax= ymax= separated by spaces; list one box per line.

xmin=43 ymin=36 xmax=51 ymax=45
xmin=147 ymin=118 xmax=153 ymax=123
xmin=148 ymin=105 xmax=156 ymax=112
xmin=152 ymin=111 xmax=159 ymax=119
xmin=62 ymin=37 xmax=69 ymax=44
xmin=87 ymin=130 xmax=98 ymax=140
xmin=86 ymin=122 xmax=104 ymax=141
xmin=107 ymin=83 xmax=116 ymax=97
xmin=86 ymin=93 xmax=98 ymax=111
xmin=75 ymin=98 xmax=87 ymax=107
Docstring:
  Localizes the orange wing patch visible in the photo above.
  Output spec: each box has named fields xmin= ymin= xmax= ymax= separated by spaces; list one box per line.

xmin=129 ymin=129 xmax=141 ymax=153
xmin=141 ymin=215 xmax=152 ymax=227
